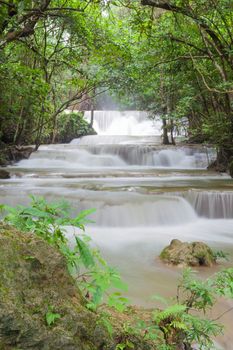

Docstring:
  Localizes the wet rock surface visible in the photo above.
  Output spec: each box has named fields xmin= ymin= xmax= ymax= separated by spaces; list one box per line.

xmin=0 ymin=145 xmax=34 ymax=166
xmin=0 ymin=169 xmax=10 ymax=179
xmin=160 ymin=239 xmax=216 ymax=267
xmin=9 ymin=146 xmax=34 ymax=162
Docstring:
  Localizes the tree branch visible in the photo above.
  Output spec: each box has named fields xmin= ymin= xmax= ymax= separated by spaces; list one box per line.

xmin=141 ymin=0 xmax=232 ymax=66
xmin=0 ymin=0 xmax=52 ymax=49
xmin=0 ymin=0 xmax=14 ymax=7
xmin=189 ymin=52 xmax=233 ymax=94
xmin=167 ymin=35 xmax=208 ymax=55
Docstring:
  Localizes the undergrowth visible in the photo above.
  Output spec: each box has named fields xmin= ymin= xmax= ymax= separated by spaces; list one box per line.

xmin=1 ymin=196 xmax=233 ymax=350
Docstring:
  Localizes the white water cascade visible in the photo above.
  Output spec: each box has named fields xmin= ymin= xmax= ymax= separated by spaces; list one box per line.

xmin=1 ymin=110 xmax=233 ymax=349
xmin=185 ymin=190 xmax=233 ymax=218
xmin=84 ymin=110 xmax=161 ymax=136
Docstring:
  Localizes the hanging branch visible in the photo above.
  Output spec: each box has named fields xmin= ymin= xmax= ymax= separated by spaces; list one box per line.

xmin=141 ymin=0 xmax=233 ymax=67
xmin=0 ymin=0 xmax=92 ymax=49
xmin=189 ymin=52 xmax=233 ymax=94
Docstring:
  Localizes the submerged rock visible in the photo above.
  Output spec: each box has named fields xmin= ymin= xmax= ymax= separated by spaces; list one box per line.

xmin=0 ymin=169 xmax=10 ymax=179
xmin=160 ymin=239 xmax=216 ymax=267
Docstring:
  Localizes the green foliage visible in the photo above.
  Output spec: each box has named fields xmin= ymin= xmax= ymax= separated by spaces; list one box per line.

xmin=213 ymin=250 xmax=229 ymax=261
xmin=1 ymin=196 xmax=128 ymax=312
xmin=55 ymin=112 xmax=95 ymax=143
xmin=147 ymin=268 xmax=233 ymax=349
xmin=45 ymin=306 xmax=61 ymax=326
xmin=0 ymin=0 xmax=233 ymax=164
xmin=115 ymin=340 xmax=135 ymax=350
xmin=0 ymin=1 xmax=111 ymax=146
xmin=1 ymin=197 xmax=233 ymax=348
xmin=153 ymin=304 xmax=187 ymax=325
xmin=97 ymin=311 xmax=114 ymax=337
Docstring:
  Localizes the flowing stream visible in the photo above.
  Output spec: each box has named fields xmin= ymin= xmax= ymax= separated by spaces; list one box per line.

xmin=1 ymin=110 xmax=233 ymax=349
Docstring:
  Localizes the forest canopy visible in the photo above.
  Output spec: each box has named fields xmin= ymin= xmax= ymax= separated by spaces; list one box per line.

xmin=0 ymin=0 xmax=232 ymax=170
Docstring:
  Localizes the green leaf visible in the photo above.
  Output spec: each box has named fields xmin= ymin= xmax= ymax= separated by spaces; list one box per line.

xmin=45 ymin=311 xmax=61 ymax=326
xmin=21 ymin=207 xmax=50 ymax=219
xmin=111 ymin=274 xmax=128 ymax=291
xmin=75 ymin=236 xmax=95 ymax=268
xmin=74 ymin=208 xmax=96 ymax=222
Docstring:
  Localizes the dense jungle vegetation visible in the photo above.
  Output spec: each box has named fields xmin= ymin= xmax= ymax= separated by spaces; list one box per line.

xmin=0 ymin=2 xmax=233 ymax=349
xmin=0 ymin=0 xmax=232 ymax=167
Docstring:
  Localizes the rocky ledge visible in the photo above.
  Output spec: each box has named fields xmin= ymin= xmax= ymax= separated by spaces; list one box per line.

xmin=0 ymin=145 xmax=34 ymax=167
xmin=0 ymin=169 xmax=10 ymax=179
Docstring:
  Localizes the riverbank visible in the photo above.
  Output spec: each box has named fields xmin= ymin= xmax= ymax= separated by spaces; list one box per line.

xmin=0 ymin=143 xmax=34 ymax=167
xmin=0 ymin=111 xmax=96 ymax=168
xmin=0 ymin=223 xmax=157 ymax=350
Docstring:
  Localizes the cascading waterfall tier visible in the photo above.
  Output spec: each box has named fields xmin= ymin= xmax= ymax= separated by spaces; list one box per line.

xmin=16 ymin=143 xmax=213 ymax=169
xmin=84 ymin=110 xmax=162 ymax=136
xmin=184 ymin=190 xmax=233 ymax=218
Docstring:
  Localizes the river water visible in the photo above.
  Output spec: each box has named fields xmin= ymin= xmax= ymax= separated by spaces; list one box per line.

xmin=1 ymin=111 xmax=233 ymax=349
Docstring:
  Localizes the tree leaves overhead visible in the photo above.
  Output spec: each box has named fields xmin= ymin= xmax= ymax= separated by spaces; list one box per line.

xmin=0 ymin=0 xmax=233 ymax=168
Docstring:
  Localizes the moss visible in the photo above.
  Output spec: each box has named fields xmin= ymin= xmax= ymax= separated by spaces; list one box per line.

xmin=0 ymin=223 xmax=157 ymax=349
xmin=160 ymin=240 xmax=216 ymax=267
xmin=0 ymin=223 xmax=109 ymax=349
xmin=159 ymin=249 xmax=169 ymax=261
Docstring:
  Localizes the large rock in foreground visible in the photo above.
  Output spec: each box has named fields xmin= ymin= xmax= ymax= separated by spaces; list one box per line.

xmin=0 ymin=224 xmax=111 ymax=350
xmin=160 ymin=239 xmax=216 ymax=267
xmin=0 ymin=224 xmax=156 ymax=350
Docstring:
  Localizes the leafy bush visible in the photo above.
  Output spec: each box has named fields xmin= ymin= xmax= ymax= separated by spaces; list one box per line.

xmin=55 ymin=112 xmax=96 ymax=143
xmin=145 ymin=268 xmax=233 ymax=350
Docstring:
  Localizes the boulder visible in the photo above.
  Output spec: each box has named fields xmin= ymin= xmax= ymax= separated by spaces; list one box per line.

xmin=0 ymin=169 xmax=10 ymax=179
xmin=160 ymin=239 xmax=216 ymax=267
xmin=10 ymin=146 xmax=34 ymax=162
xmin=0 ymin=145 xmax=34 ymax=166
xmin=0 ymin=223 xmax=112 ymax=350
xmin=0 ymin=224 xmax=156 ymax=350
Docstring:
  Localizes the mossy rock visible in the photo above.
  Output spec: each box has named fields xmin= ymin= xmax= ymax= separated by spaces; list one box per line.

xmin=0 ymin=224 xmax=156 ymax=350
xmin=0 ymin=223 xmax=111 ymax=350
xmin=160 ymin=239 xmax=216 ymax=267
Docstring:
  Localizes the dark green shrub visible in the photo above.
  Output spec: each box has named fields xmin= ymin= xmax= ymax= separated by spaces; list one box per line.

xmin=55 ymin=112 xmax=96 ymax=143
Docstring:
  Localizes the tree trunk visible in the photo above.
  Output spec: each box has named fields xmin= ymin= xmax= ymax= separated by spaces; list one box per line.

xmin=162 ymin=118 xmax=170 ymax=145
xmin=170 ymin=119 xmax=175 ymax=145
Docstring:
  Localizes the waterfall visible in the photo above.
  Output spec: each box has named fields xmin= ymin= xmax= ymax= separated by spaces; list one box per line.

xmin=60 ymin=190 xmax=197 ymax=227
xmin=84 ymin=110 xmax=161 ymax=136
xmin=185 ymin=190 xmax=233 ymax=218
xmin=16 ymin=143 xmax=213 ymax=169
xmin=2 ymin=109 xmax=232 ymax=350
